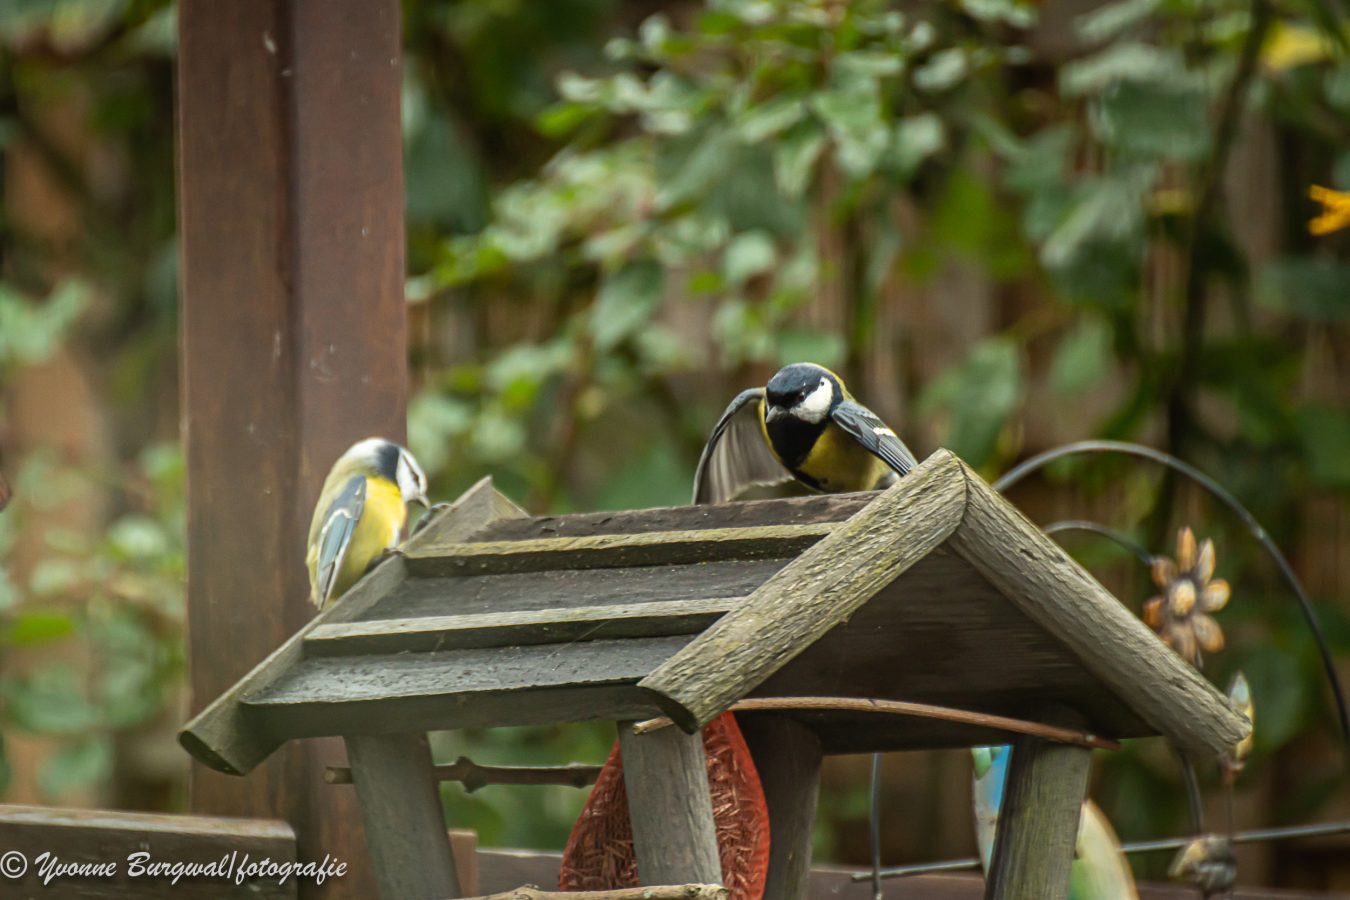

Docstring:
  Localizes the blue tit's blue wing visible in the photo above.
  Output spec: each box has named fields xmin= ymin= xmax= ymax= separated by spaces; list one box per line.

xmin=830 ymin=399 xmax=918 ymax=477
xmin=692 ymin=388 xmax=792 ymax=504
xmin=315 ymin=475 xmax=366 ymax=607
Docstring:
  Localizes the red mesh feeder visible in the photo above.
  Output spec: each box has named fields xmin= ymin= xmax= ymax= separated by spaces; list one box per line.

xmin=560 ymin=712 xmax=770 ymax=898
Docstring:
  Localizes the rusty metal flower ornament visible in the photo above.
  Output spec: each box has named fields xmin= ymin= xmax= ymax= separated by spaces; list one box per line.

xmin=1143 ymin=527 xmax=1231 ymax=666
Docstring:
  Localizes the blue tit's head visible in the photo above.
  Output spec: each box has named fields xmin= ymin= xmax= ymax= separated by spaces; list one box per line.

xmin=343 ymin=437 xmax=429 ymax=507
xmin=765 ymin=363 xmax=842 ymax=425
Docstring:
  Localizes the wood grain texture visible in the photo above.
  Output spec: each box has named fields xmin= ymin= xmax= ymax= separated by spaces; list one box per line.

xmin=617 ymin=723 xmax=723 ymax=887
xmin=983 ymin=715 xmax=1093 ymax=900
xmin=345 ymin=733 xmax=460 ymax=899
xmin=179 ymin=479 xmax=524 ymax=775
xmin=639 ymin=451 xmax=968 ymax=732
xmin=354 ymin=558 xmax=789 ymax=622
xmin=306 ymin=597 xmax=736 ymax=656
xmin=471 ymin=492 xmax=873 ymax=541
xmin=404 ymin=524 xmax=836 ymax=577
xmin=0 ymin=805 xmax=295 ymax=899
xmin=242 ymin=637 xmax=684 ymax=737
xmin=740 ymin=717 xmax=821 ymax=900
xmin=948 ymin=459 xmax=1250 ymax=758
xmin=178 ymin=4 xmax=405 ymax=895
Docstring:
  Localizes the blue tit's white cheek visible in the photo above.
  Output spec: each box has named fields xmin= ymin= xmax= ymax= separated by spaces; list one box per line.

xmin=796 ymin=378 xmax=833 ymax=423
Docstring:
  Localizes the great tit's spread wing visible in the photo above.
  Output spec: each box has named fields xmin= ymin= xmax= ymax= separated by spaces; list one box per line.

xmin=693 ymin=388 xmax=792 ymax=504
xmin=831 ymin=399 xmax=918 ymax=478
xmin=314 ymin=474 xmax=366 ymax=607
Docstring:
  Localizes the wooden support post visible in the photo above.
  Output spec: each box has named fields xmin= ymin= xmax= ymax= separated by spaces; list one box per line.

xmin=740 ymin=716 xmax=821 ymax=900
xmin=177 ymin=1 xmax=404 ymax=897
xmin=617 ymin=722 xmax=723 ymax=887
xmin=983 ymin=725 xmax=1092 ymax=900
xmin=346 ymin=733 xmax=461 ymax=900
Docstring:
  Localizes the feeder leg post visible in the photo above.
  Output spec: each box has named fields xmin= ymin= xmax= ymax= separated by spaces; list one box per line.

xmin=983 ymin=724 xmax=1092 ymax=900
xmin=742 ymin=715 xmax=820 ymax=900
xmin=618 ymin=721 xmax=723 ymax=886
xmin=345 ymin=733 xmax=461 ymax=899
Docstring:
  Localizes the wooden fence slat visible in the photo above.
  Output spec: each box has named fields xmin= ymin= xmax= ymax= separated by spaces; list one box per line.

xmin=0 ymin=804 xmax=296 ymax=899
xmin=741 ymin=715 xmax=822 ymax=900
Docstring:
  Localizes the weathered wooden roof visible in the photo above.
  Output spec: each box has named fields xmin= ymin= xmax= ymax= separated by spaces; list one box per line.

xmin=180 ymin=450 xmax=1248 ymax=777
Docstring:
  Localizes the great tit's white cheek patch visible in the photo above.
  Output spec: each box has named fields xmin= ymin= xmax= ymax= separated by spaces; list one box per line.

xmin=796 ymin=377 xmax=833 ymax=423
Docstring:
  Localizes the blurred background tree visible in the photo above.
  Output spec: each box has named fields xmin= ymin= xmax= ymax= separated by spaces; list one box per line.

xmin=1 ymin=0 xmax=1349 ymax=888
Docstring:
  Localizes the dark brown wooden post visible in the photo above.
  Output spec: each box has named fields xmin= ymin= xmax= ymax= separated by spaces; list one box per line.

xmin=741 ymin=716 xmax=821 ymax=900
xmin=983 ymin=725 xmax=1092 ymax=900
xmin=617 ymin=723 xmax=722 ymax=887
xmin=177 ymin=1 xmax=405 ymax=897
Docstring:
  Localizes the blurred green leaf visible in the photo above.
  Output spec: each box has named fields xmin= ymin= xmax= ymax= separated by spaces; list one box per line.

xmin=1093 ymin=80 xmax=1210 ymax=160
xmin=38 ymin=738 xmax=113 ymax=800
xmin=2 ymin=611 xmax=76 ymax=646
xmin=1050 ymin=318 xmax=1113 ymax=395
xmin=722 ymin=232 xmax=777 ymax=286
xmin=1294 ymin=405 xmax=1350 ymax=489
xmin=591 ymin=262 xmax=665 ymax=350
xmin=776 ymin=329 xmax=846 ymax=368
xmin=919 ymin=337 xmax=1024 ymax=466
xmin=1257 ymin=258 xmax=1350 ymax=321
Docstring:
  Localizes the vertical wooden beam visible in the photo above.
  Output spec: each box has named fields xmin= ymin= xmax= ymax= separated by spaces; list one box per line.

xmin=983 ymin=729 xmax=1092 ymax=900
xmin=346 ymin=734 xmax=461 ymax=900
xmin=741 ymin=716 xmax=821 ymax=900
xmin=177 ymin=1 xmax=404 ymax=897
xmin=617 ymin=722 xmax=723 ymax=887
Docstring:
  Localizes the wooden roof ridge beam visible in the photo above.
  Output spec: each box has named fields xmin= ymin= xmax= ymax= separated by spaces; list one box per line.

xmin=638 ymin=450 xmax=1250 ymax=760
xmin=178 ymin=477 xmax=523 ymax=776
xmin=637 ymin=450 xmax=969 ymax=733
xmin=947 ymin=457 xmax=1249 ymax=759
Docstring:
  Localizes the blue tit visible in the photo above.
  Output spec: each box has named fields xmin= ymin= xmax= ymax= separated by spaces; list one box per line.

xmin=693 ymin=362 xmax=919 ymax=504
xmin=306 ymin=437 xmax=429 ymax=610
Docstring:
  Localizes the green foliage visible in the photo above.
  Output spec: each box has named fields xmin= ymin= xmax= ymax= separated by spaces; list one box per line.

xmin=2 ymin=0 xmax=1349 ymax=875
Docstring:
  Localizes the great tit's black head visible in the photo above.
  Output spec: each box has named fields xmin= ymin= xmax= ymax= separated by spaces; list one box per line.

xmin=765 ymin=363 xmax=841 ymax=424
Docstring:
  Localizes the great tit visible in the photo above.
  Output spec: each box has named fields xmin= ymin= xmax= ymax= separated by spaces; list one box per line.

xmin=306 ymin=437 xmax=429 ymax=610
xmin=693 ymin=362 xmax=918 ymax=504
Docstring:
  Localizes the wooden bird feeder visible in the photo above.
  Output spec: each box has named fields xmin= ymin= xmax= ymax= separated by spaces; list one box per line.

xmin=180 ymin=450 xmax=1249 ymax=900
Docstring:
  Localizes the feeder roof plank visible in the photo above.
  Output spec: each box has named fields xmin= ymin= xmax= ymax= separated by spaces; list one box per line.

xmin=353 ymin=557 xmax=790 ymax=621
xmin=241 ymin=636 xmax=689 ymax=738
xmin=178 ymin=478 xmax=525 ymax=775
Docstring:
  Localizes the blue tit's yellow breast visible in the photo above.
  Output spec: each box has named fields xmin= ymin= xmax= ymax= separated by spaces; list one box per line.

xmin=792 ymin=422 xmax=892 ymax=493
xmin=330 ymin=477 xmax=407 ymax=602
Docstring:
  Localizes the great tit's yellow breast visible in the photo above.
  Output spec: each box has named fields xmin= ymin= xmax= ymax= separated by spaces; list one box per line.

xmin=328 ymin=476 xmax=407 ymax=603
xmin=794 ymin=422 xmax=891 ymax=493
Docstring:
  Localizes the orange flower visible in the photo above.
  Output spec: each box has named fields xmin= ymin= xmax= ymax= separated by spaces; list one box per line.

xmin=1143 ymin=527 xmax=1231 ymax=667
xmin=1309 ymin=185 xmax=1350 ymax=236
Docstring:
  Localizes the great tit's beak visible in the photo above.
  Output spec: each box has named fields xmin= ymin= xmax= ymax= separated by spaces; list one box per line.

xmin=765 ymin=405 xmax=784 ymax=423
